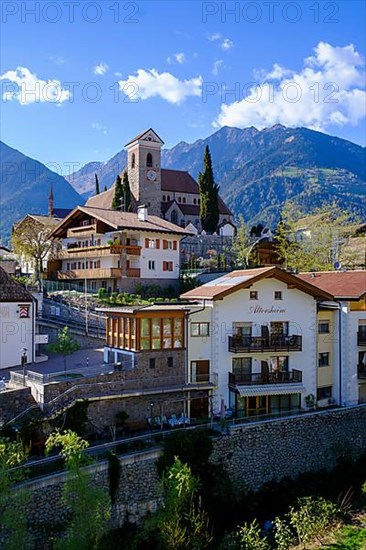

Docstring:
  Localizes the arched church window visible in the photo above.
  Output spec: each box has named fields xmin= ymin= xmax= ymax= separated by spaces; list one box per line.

xmin=183 ymin=197 xmax=186 ymax=203
xmin=163 ymin=195 xmax=166 ymax=202
xmin=131 ymin=153 xmax=135 ymax=169
xmin=146 ymin=153 xmax=153 ymax=167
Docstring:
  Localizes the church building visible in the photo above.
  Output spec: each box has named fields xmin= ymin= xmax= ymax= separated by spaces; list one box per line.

xmin=86 ymin=128 xmax=234 ymax=232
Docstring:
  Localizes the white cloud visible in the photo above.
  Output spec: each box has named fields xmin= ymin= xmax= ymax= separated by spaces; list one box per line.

xmin=91 ymin=122 xmax=108 ymax=135
xmin=0 ymin=66 xmax=70 ymax=105
xmin=93 ymin=62 xmax=109 ymax=76
xmin=215 ymin=42 xmax=366 ymax=131
xmin=212 ymin=60 xmax=224 ymax=76
xmin=207 ymin=33 xmax=234 ymax=51
xmin=118 ymin=68 xmax=202 ymax=105
xmin=167 ymin=52 xmax=186 ymax=64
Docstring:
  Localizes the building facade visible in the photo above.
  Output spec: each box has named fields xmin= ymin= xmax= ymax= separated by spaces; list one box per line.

xmin=99 ymin=267 xmax=363 ymax=425
xmin=0 ymin=267 xmax=48 ymax=369
xmin=48 ymin=205 xmax=191 ymax=292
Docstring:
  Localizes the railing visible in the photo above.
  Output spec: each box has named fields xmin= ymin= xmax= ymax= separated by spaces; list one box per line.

xmin=357 ymin=331 xmax=366 ymax=346
xmin=126 ymin=268 xmax=141 ymax=278
xmin=66 ymin=224 xmax=97 ymax=238
xmin=57 ymin=244 xmax=141 ymax=259
xmin=228 ymin=335 xmax=302 ymax=353
xmin=57 ymin=268 xmax=123 ymax=280
xmin=228 ymin=369 xmax=302 ymax=386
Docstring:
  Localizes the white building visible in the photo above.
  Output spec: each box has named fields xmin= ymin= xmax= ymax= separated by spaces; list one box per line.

xmin=0 ymin=267 xmax=48 ymax=369
xmin=49 ymin=205 xmax=191 ymax=292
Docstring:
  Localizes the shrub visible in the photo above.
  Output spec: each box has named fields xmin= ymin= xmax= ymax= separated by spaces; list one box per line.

xmin=274 ymin=517 xmax=294 ymax=550
xmin=289 ymin=496 xmax=339 ymax=546
xmin=220 ymin=519 xmax=269 ymax=550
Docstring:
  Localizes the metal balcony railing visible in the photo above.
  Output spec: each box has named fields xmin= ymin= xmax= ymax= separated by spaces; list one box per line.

xmin=228 ymin=335 xmax=302 ymax=353
xmin=228 ymin=369 xmax=302 ymax=387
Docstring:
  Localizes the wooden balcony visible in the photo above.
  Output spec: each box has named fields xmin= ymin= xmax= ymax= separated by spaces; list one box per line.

xmin=126 ymin=268 xmax=141 ymax=278
xmin=66 ymin=224 xmax=97 ymax=238
xmin=58 ymin=244 xmax=141 ymax=259
xmin=357 ymin=331 xmax=366 ymax=346
xmin=57 ymin=268 xmax=122 ymax=280
xmin=229 ymin=369 xmax=302 ymax=387
xmin=228 ymin=335 xmax=302 ymax=353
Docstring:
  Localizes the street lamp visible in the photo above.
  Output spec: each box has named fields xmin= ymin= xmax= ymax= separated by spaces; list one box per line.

xmin=21 ymin=347 xmax=28 ymax=386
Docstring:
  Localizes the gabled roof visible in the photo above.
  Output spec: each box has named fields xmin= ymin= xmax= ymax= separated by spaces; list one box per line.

xmin=49 ymin=206 xmax=193 ymax=239
xmin=298 ymin=271 xmax=366 ymax=300
xmin=180 ymin=267 xmax=334 ymax=301
xmin=125 ymin=128 xmax=164 ymax=147
xmin=0 ymin=267 xmax=33 ymax=302
xmin=161 ymin=169 xmax=199 ymax=193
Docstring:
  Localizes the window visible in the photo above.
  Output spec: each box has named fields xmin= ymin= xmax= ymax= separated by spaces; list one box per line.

xmin=232 ymin=358 xmax=252 ymax=382
xmin=318 ymin=321 xmax=330 ymax=333
xmin=274 ymin=291 xmax=282 ymax=300
xmin=191 ymin=322 xmax=210 ymax=337
xmin=163 ymin=319 xmax=173 ymax=349
xmin=250 ymin=291 xmax=258 ymax=300
xmin=163 ymin=240 xmax=177 ymax=250
xmin=270 ymin=356 xmax=289 ymax=372
xmin=163 ymin=261 xmax=173 ymax=272
xmin=131 ymin=153 xmax=135 ymax=169
xmin=178 ymin=197 xmax=182 ymax=203
xmin=163 ymin=195 xmax=166 ymax=201
xmin=152 ymin=318 xmax=161 ymax=349
xmin=183 ymin=197 xmax=186 ymax=203
xmin=138 ymin=317 xmax=184 ymax=350
xmin=317 ymin=386 xmax=332 ymax=400
xmin=173 ymin=318 xmax=183 ymax=348
xmin=318 ymin=352 xmax=330 ymax=367
xmin=149 ymin=358 xmax=156 ymax=369
xmin=167 ymin=357 xmax=174 ymax=368
xmin=270 ymin=321 xmax=289 ymax=337
xmin=148 ymin=260 xmax=156 ymax=271
xmin=146 ymin=153 xmax=153 ymax=167
xmin=140 ymin=318 xmax=150 ymax=350
xmin=18 ymin=305 xmax=30 ymax=318
xmin=193 ymin=198 xmax=197 ymax=204
xmin=67 ymin=263 xmax=70 ymax=270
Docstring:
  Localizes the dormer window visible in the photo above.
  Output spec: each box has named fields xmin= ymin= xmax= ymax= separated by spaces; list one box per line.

xmin=131 ymin=153 xmax=135 ymax=169
xmin=146 ymin=153 xmax=153 ymax=167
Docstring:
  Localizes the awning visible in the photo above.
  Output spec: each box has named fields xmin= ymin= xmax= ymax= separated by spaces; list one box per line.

xmin=236 ymin=383 xmax=305 ymax=397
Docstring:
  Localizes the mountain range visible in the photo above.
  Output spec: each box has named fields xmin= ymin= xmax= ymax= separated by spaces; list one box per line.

xmin=67 ymin=125 xmax=365 ymax=225
xmin=0 ymin=141 xmax=83 ymax=245
xmin=1 ymin=126 xmax=365 ymax=244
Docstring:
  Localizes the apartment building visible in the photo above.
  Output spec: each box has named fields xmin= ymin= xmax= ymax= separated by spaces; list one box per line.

xmin=48 ymin=204 xmax=191 ymax=292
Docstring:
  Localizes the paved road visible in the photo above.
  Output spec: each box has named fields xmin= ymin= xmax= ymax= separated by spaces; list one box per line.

xmin=1 ymin=347 xmax=104 ymax=381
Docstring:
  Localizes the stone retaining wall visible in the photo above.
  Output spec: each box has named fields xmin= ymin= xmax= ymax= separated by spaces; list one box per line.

xmin=0 ymin=387 xmax=38 ymax=426
xmin=9 ymin=405 xmax=366 ymax=540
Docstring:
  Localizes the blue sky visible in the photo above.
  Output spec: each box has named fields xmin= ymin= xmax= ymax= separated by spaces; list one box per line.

xmin=1 ymin=0 xmax=365 ymax=174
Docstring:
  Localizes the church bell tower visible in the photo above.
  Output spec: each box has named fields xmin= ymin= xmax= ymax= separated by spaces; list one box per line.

xmin=125 ymin=128 xmax=164 ymax=217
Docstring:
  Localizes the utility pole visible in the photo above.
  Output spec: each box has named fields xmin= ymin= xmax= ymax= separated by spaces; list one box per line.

xmin=84 ymin=253 xmax=88 ymax=336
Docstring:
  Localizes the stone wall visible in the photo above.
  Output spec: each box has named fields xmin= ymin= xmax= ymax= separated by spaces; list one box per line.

xmin=0 ymin=387 xmax=38 ymax=426
xmin=9 ymin=405 xmax=366 ymax=541
xmin=210 ymin=405 xmax=366 ymax=492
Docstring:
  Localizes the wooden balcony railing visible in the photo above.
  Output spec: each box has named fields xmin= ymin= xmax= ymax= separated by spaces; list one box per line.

xmin=66 ymin=224 xmax=97 ymax=238
xmin=57 ymin=268 xmax=122 ymax=280
xmin=57 ymin=244 xmax=141 ymax=259
xmin=228 ymin=369 xmax=302 ymax=387
xmin=357 ymin=331 xmax=366 ymax=346
xmin=228 ymin=335 xmax=302 ymax=353
xmin=126 ymin=268 xmax=141 ymax=278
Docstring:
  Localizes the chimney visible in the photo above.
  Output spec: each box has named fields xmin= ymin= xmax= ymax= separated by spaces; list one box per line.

xmin=48 ymin=185 xmax=54 ymax=217
xmin=137 ymin=204 xmax=147 ymax=222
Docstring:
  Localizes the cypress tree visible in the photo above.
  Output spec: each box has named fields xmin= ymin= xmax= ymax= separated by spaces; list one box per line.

xmin=112 ymin=175 xmax=123 ymax=210
xmin=104 ymin=185 xmax=107 ymax=192
xmin=122 ymin=171 xmax=132 ymax=212
xmin=198 ymin=146 xmax=220 ymax=233
xmin=95 ymin=173 xmax=100 ymax=195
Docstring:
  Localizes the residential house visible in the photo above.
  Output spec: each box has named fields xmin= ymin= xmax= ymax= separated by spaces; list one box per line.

xmin=48 ymin=204 xmax=191 ymax=292
xmin=0 ymin=267 xmax=48 ymax=369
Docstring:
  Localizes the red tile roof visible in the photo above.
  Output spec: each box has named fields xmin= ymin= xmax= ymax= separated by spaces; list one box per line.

xmin=0 ymin=267 xmax=33 ymax=302
xmin=181 ymin=267 xmax=333 ymax=301
xmin=161 ymin=169 xmax=199 ymax=193
xmin=297 ymin=271 xmax=366 ymax=300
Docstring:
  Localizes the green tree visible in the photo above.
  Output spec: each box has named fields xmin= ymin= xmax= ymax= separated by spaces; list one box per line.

xmin=198 ymin=146 xmax=220 ymax=233
xmin=48 ymin=326 xmax=80 ymax=376
xmin=111 ymin=174 xmax=123 ymax=210
xmin=0 ymin=438 xmax=30 ymax=550
xmin=46 ymin=430 xmax=110 ymax=549
xmin=152 ymin=458 xmax=213 ymax=550
xmin=94 ymin=173 xmax=100 ymax=195
xmin=104 ymin=185 xmax=107 ymax=192
xmin=231 ymin=215 xmax=251 ymax=268
xmin=121 ymin=171 xmax=132 ymax=212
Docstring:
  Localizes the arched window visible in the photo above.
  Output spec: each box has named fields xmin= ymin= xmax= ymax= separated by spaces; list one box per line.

xmin=167 ymin=195 xmax=170 ymax=201
xmin=193 ymin=198 xmax=197 ymax=204
xmin=178 ymin=197 xmax=182 ymax=203
xmin=171 ymin=210 xmax=178 ymax=224
xmin=146 ymin=153 xmax=153 ymax=167
xmin=182 ymin=197 xmax=186 ymax=203
xmin=163 ymin=195 xmax=166 ymax=202
xmin=131 ymin=153 xmax=135 ymax=169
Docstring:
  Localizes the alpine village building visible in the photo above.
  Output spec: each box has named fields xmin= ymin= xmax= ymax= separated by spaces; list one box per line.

xmin=99 ymin=267 xmax=366 ymax=426
xmin=48 ymin=128 xmax=234 ymax=291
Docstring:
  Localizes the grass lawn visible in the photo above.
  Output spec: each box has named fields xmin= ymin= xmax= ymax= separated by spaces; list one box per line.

xmin=326 ymin=525 xmax=366 ymax=549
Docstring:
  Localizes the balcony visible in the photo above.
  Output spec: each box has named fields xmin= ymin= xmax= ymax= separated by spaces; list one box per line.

xmin=357 ymin=331 xmax=366 ymax=346
xmin=57 ymin=268 xmax=122 ymax=280
xmin=229 ymin=369 xmax=302 ymax=387
xmin=66 ymin=224 xmax=97 ymax=238
xmin=126 ymin=268 xmax=141 ymax=278
xmin=228 ymin=335 xmax=302 ymax=353
xmin=58 ymin=244 xmax=141 ymax=259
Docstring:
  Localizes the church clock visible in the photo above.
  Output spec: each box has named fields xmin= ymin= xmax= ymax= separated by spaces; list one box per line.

xmin=147 ymin=169 xmax=157 ymax=182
